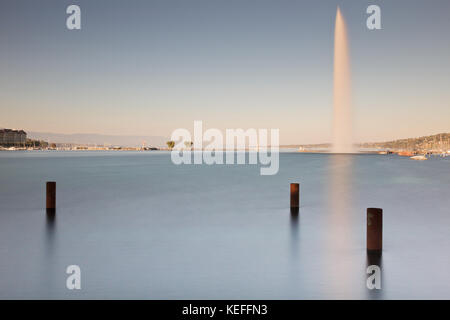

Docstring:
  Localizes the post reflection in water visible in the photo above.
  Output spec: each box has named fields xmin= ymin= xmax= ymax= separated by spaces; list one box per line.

xmin=366 ymin=252 xmax=384 ymax=299
xmin=44 ymin=209 xmax=57 ymax=296
xmin=45 ymin=209 xmax=57 ymax=251
xmin=289 ymin=208 xmax=300 ymax=259
xmin=288 ymin=205 xmax=302 ymax=296
xmin=46 ymin=210 xmax=56 ymax=232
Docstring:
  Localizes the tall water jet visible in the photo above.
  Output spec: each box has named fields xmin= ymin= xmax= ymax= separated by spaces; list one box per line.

xmin=332 ymin=7 xmax=354 ymax=153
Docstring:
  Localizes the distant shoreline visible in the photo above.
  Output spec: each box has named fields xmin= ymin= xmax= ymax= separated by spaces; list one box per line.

xmin=1 ymin=147 xmax=449 ymax=157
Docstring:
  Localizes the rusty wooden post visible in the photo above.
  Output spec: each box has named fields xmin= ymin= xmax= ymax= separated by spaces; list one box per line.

xmin=46 ymin=181 xmax=56 ymax=211
xmin=367 ymin=208 xmax=382 ymax=253
xmin=290 ymin=183 xmax=299 ymax=212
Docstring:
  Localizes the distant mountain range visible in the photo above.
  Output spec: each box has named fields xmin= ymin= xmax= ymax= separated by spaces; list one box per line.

xmin=28 ymin=132 xmax=168 ymax=148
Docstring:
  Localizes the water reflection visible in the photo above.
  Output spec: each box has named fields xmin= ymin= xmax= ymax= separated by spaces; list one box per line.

xmin=43 ymin=209 xmax=57 ymax=296
xmin=45 ymin=209 xmax=56 ymax=248
xmin=289 ymin=209 xmax=300 ymax=259
xmin=326 ymin=155 xmax=386 ymax=299
xmin=328 ymin=154 xmax=354 ymax=248
xmin=46 ymin=210 xmax=56 ymax=231
xmin=323 ymin=154 xmax=358 ymax=298
xmin=366 ymin=252 xmax=384 ymax=299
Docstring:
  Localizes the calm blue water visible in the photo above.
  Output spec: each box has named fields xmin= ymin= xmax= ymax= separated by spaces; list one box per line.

xmin=0 ymin=151 xmax=449 ymax=299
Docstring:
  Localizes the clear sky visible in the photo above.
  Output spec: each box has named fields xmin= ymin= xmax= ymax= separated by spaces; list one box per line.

xmin=1 ymin=0 xmax=449 ymax=144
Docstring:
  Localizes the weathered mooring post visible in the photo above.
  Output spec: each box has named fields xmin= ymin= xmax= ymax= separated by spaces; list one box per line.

xmin=46 ymin=181 xmax=56 ymax=212
xmin=367 ymin=208 xmax=382 ymax=253
xmin=290 ymin=183 xmax=300 ymax=213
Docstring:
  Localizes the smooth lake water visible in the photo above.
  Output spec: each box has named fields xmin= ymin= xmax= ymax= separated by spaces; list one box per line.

xmin=0 ymin=151 xmax=449 ymax=299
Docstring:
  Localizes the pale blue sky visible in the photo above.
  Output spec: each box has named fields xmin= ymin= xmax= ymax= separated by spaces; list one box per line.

xmin=1 ymin=0 xmax=450 ymax=144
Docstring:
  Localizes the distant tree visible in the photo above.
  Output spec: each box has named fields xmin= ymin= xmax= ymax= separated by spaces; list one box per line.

xmin=166 ymin=141 xmax=175 ymax=150
xmin=50 ymin=143 xmax=57 ymax=149
xmin=184 ymin=141 xmax=193 ymax=149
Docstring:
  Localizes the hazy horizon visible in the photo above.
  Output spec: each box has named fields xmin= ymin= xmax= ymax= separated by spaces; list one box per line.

xmin=2 ymin=0 xmax=450 ymax=144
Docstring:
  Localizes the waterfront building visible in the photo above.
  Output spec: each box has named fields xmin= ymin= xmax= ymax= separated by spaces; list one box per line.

xmin=0 ymin=128 xmax=27 ymax=146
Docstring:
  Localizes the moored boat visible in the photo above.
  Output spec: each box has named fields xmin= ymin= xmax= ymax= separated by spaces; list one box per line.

xmin=398 ymin=151 xmax=415 ymax=157
xmin=410 ymin=155 xmax=427 ymax=161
